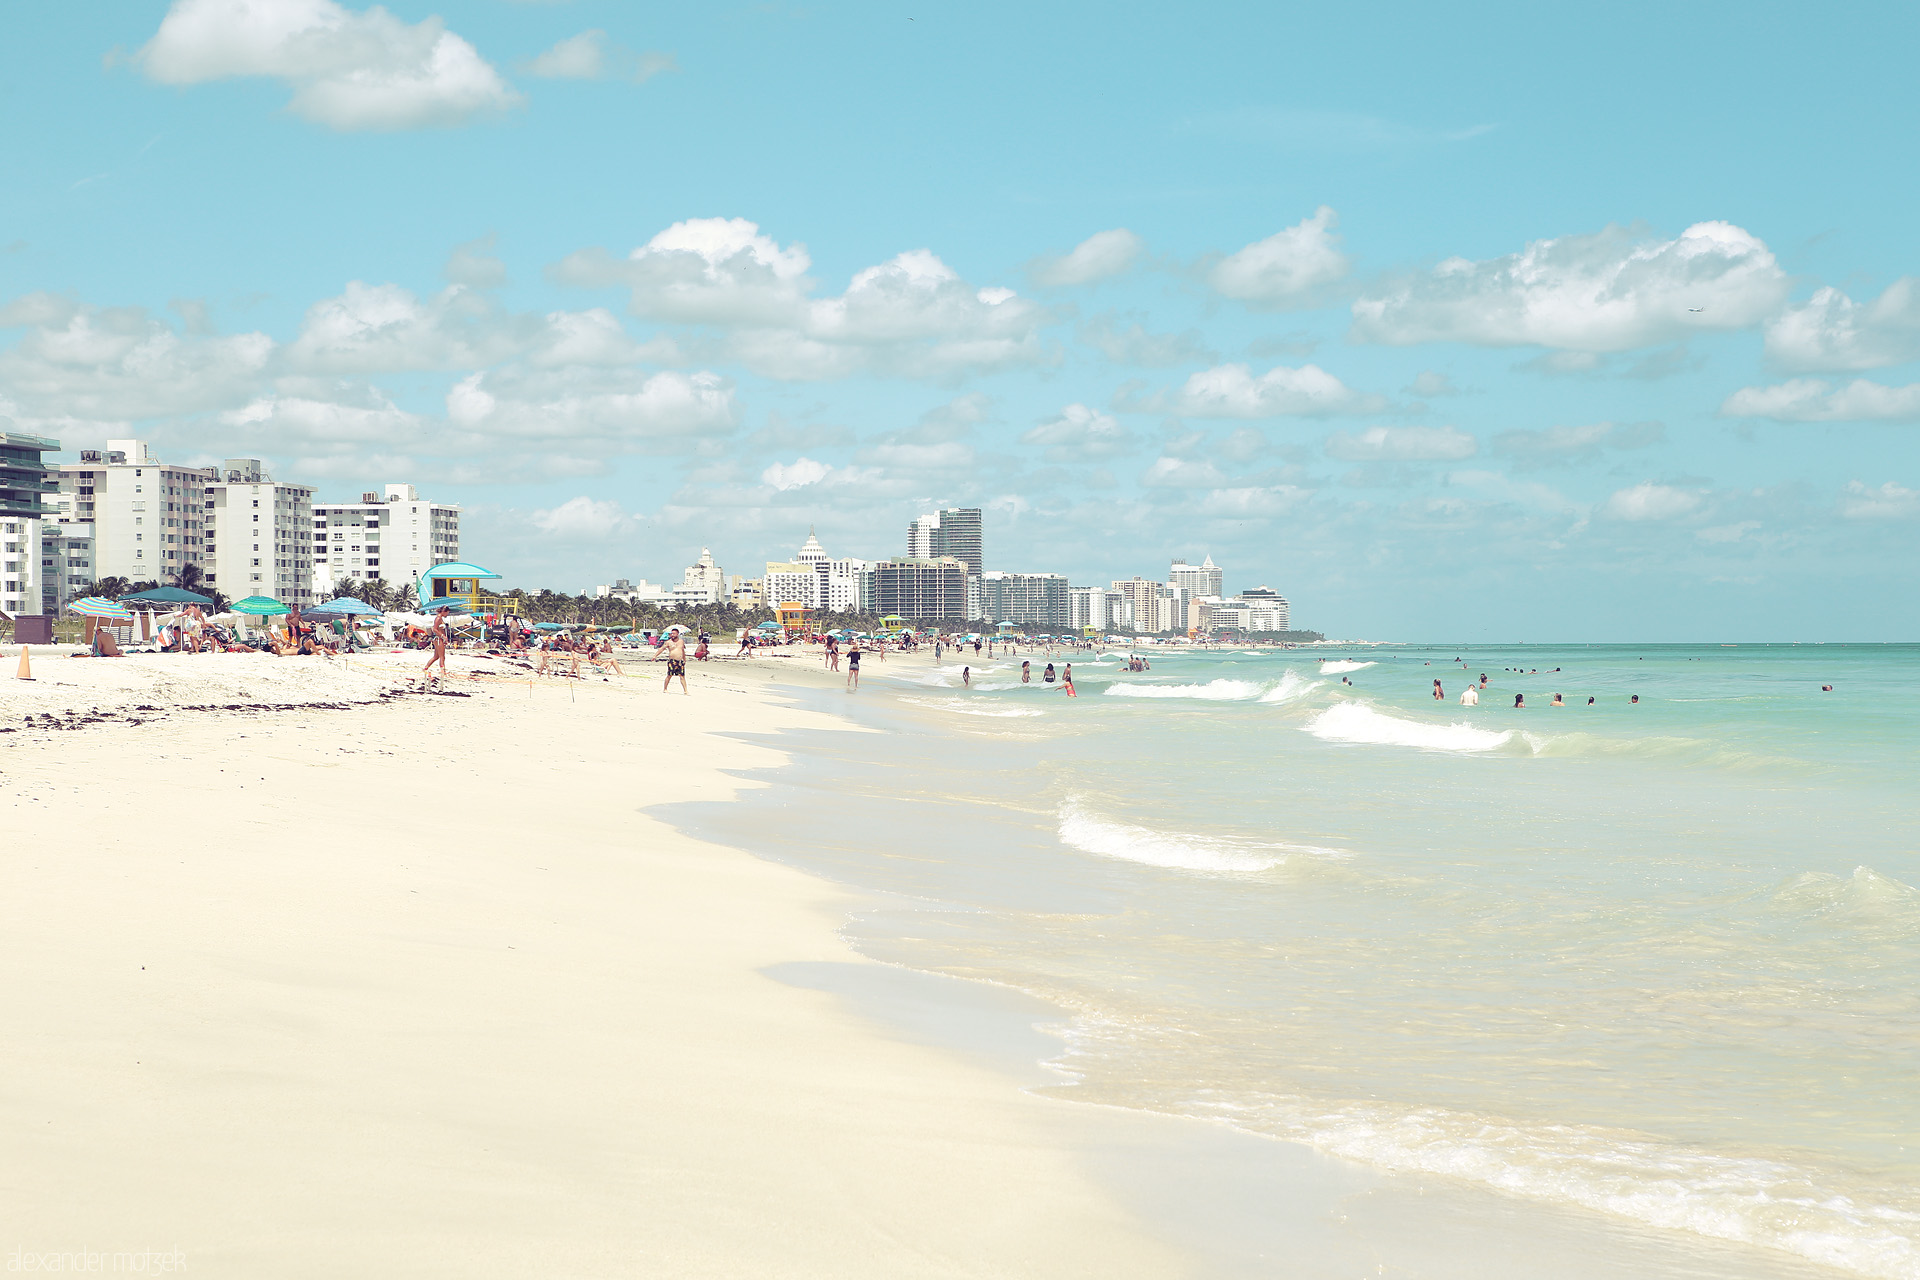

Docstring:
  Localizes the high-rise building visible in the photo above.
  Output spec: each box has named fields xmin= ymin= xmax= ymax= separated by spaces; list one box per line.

xmin=981 ymin=571 xmax=1072 ymax=628
xmin=310 ymin=484 xmax=459 ymax=597
xmin=1 ymin=429 xmax=58 ymax=616
xmin=2 ymin=432 xmax=59 ymax=616
xmin=1170 ymin=555 xmax=1223 ymax=600
xmin=870 ymin=556 xmax=967 ymax=620
xmin=51 ymin=440 xmax=213 ymax=588
xmin=907 ymin=508 xmax=983 ymax=573
xmin=1110 ymin=577 xmax=1163 ymax=634
xmin=206 ymin=459 xmax=316 ymax=604
xmin=1069 ymin=585 xmax=1105 ymax=632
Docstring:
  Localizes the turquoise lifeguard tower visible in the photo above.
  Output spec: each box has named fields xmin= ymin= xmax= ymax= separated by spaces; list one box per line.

xmin=417 ymin=561 xmax=503 ymax=612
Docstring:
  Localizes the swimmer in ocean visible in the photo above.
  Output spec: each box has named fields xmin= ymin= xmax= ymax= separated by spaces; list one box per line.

xmin=1514 ymin=693 xmax=1526 ymax=708
xmin=1551 ymin=693 xmax=1565 ymax=707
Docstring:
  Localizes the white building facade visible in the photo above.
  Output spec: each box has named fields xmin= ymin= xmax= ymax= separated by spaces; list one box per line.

xmin=52 ymin=440 xmax=212 ymax=588
xmin=310 ymin=484 xmax=459 ymax=597
xmin=206 ymin=459 xmax=316 ymax=605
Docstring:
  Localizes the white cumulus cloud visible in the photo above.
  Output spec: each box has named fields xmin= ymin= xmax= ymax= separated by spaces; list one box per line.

xmin=762 ymin=457 xmax=830 ymax=490
xmin=1720 ymin=378 xmax=1920 ymax=422
xmin=1030 ymin=229 xmax=1143 ymax=287
xmin=1839 ymin=480 xmax=1920 ymax=519
xmin=1603 ymin=482 xmax=1702 ymax=522
xmin=1165 ymin=362 xmax=1383 ymax=418
xmin=553 ymin=218 xmax=1049 ymax=379
xmin=1764 ymin=280 xmax=1920 ymax=372
xmin=530 ymin=495 xmax=631 ymax=539
xmin=1209 ymin=206 xmax=1348 ymax=305
xmin=524 ymin=29 xmax=676 ymax=83
xmin=1021 ymin=402 xmax=1138 ymax=461
xmin=1325 ymin=425 xmax=1478 ymax=461
xmin=137 ymin=0 xmax=521 ymax=131
xmin=1352 ymin=221 xmax=1787 ymax=351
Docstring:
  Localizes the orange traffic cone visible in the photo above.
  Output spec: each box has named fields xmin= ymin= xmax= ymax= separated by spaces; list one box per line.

xmin=15 ymin=644 xmax=31 ymax=680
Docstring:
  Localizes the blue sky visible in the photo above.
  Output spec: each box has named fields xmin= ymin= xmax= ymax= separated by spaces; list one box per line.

xmin=3 ymin=1 xmax=1918 ymax=639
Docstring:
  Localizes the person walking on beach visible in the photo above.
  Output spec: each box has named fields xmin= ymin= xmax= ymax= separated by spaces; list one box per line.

xmin=660 ymin=629 xmax=690 ymax=694
xmin=825 ymin=634 xmax=839 ymax=672
xmin=846 ymin=641 xmax=862 ymax=691
xmin=422 ymin=607 xmax=451 ymax=686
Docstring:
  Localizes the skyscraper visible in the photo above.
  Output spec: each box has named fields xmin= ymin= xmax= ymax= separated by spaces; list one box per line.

xmin=1170 ymin=555 xmax=1223 ymax=600
xmin=905 ymin=507 xmax=983 ymax=576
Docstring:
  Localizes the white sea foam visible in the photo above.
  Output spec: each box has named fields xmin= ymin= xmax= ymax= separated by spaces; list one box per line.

xmin=1257 ymin=670 xmax=1319 ymax=704
xmin=1319 ymin=659 xmax=1377 ymax=673
xmin=1105 ymin=678 xmax=1267 ymax=701
xmin=1304 ymin=701 xmax=1535 ymax=753
xmin=901 ymin=696 xmax=1044 ymax=718
xmin=1058 ymin=800 xmax=1343 ymax=873
xmin=1174 ymin=1093 xmax=1920 ymax=1280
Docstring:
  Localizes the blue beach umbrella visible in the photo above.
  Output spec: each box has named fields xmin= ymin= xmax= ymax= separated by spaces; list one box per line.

xmin=307 ymin=596 xmax=383 ymax=617
xmin=230 ymin=596 xmax=291 ymax=617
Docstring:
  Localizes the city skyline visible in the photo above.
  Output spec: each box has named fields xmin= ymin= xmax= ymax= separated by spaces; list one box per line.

xmin=4 ymin=4 xmax=1917 ymax=639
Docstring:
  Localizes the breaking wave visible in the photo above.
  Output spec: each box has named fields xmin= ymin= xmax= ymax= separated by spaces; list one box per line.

xmin=1304 ymin=702 xmax=1538 ymax=754
xmin=1058 ymin=800 xmax=1344 ymax=874
xmin=1319 ymin=659 xmax=1377 ymax=674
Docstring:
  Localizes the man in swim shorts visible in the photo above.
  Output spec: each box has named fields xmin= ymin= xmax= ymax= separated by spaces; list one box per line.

xmin=661 ymin=629 xmax=689 ymax=694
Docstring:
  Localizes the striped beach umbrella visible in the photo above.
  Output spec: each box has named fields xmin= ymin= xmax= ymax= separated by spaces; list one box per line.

xmin=68 ymin=596 xmax=134 ymax=620
xmin=230 ymin=596 xmax=291 ymax=616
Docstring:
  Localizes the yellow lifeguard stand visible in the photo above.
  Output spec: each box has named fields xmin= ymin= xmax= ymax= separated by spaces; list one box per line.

xmin=418 ymin=561 xmax=505 ymax=612
xmin=775 ymin=601 xmax=814 ymax=635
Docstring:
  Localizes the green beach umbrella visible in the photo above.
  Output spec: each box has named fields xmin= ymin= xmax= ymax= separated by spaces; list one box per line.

xmin=230 ymin=596 xmax=291 ymax=616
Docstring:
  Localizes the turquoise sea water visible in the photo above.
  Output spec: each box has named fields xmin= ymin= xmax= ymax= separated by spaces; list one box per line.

xmin=700 ymin=644 xmax=1920 ymax=1277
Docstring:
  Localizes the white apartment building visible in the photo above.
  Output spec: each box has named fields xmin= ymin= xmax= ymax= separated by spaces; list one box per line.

xmin=762 ymin=561 xmax=817 ymax=610
xmin=52 ymin=440 xmax=212 ymax=586
xmin=595 ymin=578 xmax=670 ymax=604
xmin=1069 ymin=585 xmax=1105 ymax=632
xmin=824 ymin=557 xmax=867 ymax=613
xmin=1170 ymin=555 xmax=1223 ymax=600
xmin=671 ymin=548 xmax=727 ymax=607
xmin=205 ymin=459 xmax=316 ymax=604
xmin=2 ymin=518 xmax=40 ymax=615
xmin=310 ymin=484 xmax=460 ymax=596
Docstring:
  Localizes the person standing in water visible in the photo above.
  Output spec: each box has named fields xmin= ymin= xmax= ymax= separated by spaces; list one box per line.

xmin=1433 ymin=679 xmax=1444 ymax=700
xmin=1043 ymin=663 xmax=1056 ymax=683
xmin=1514 ymin=693 xmax=1526 ymax=708
xmin=1551 ymin=693 xmax=1565 ymax=707
xmin=1460 ymin=684 xmax=1479 ymax=706
xmin=1022 ymin=660 xmax=1031 ymax=683
xmin=1061 ymin=668 xmax=1077 ymax=697
xmin=961 ymin=665 xmax=970 ymax=688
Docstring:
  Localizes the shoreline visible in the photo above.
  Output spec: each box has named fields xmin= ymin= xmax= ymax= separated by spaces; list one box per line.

xmin=4 ymin=648 xmax=1870 ymax=1277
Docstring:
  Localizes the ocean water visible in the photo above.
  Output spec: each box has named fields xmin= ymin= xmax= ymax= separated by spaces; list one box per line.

xmin=696 ymin=644 xmax=1920 ymax=1277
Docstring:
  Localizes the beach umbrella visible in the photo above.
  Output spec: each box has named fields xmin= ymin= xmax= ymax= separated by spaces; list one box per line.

xmin=754 ymin=620 xmax=781 ymax=630
xmin=123 ymin=586 xmax=214 ymax=605
xmin=230 ymin=596 xmax=290 ymax=616
xmin=307 ymin=596 xmax=383 ymax=617
xmin=68 ymin=596 xmax=135 ymax=620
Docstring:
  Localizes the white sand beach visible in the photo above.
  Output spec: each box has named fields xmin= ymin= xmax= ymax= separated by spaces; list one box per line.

xmin=2 ymin=651 xmax=1188 ymax=1278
